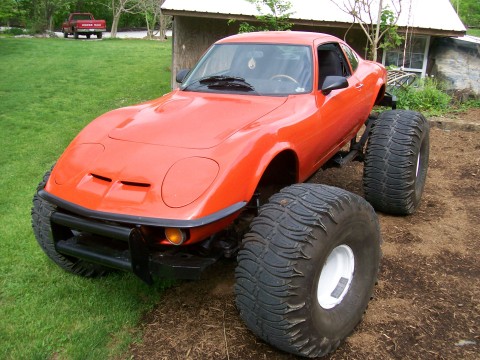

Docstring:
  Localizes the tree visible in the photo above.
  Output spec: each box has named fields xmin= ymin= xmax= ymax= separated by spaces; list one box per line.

xmin=234 ymin=0 xmax=293 ymax=32
xmin=109 ymin=0 xmax=139 ymax=38
xmin=330 ymin=0 xmax=403 ymax=62
xmin=136 ymin=0 xmax=170 ymax=39
xmin=0 ymin=0 xmax=17 ymax=26
xmin=44 ymin=0 xmax=72 ymax=31
xmin=20 ymin=0 xmax=74 ymax=33
xmin=451 ymin=0 xmax=480 ymax=28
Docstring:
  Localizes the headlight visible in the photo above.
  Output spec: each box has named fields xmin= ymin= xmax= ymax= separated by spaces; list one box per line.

xmin=162 ymin=157 xmax=219 ymax=208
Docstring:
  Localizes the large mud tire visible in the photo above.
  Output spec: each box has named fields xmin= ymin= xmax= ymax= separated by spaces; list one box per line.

xmin=31 ymin=170 xmax=110 ymax=277
xmin=363 ymin=110 xmax=429 ymax=215
xmin=235 ymin=184 xmax=381 ymax=358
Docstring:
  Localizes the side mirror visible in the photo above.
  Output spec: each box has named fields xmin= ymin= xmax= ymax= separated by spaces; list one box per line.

xmin=176 ymin=69 xmax=190 ymax=84
xmin=321 ymin=76 xmax=348 ymax=95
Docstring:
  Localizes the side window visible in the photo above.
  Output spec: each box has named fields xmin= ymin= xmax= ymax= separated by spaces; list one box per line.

xmin=341 ymin=44 xmax=359 ymax=72
xmin=317 ymin=43 xmax=351 ymax=89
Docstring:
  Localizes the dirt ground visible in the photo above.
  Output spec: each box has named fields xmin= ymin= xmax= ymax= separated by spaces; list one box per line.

xmin=129 ymin=109 xmax=479 ymax=360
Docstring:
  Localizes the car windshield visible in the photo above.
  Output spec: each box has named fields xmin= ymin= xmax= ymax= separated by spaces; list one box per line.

xmin=181 ymin=43 xmax=313 ymax=96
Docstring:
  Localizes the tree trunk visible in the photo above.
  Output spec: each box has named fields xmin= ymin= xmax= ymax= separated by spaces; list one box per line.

xmin=48 ymin=15 xmax=54 ymax=32
xmin=158 ymin=14 xmax=167 ymax=39
xmin=145 ymin=12 xmax=152 ymax=39
xmin=111 ymin=10 xmax=121 ymax=38
xmin=372 ymin=0 xmax=384 ymax=63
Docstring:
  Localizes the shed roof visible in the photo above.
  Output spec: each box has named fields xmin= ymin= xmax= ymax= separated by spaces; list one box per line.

xmin=162 ymin=0 xmax=466 ymax=36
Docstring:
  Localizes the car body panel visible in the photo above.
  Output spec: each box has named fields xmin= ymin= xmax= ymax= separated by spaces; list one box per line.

xmin=43 ymin=31 xmax=387 ymax=245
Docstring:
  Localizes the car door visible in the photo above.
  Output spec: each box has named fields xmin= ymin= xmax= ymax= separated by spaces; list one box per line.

xmin=312 ymin=42 xmax=368 ymax=167
xmin=340 ymin=43 xmax=372 ymax=116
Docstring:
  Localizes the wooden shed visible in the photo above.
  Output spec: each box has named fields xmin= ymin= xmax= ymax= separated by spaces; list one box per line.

xmin=161 ymin=0 xmax=466 ymax=88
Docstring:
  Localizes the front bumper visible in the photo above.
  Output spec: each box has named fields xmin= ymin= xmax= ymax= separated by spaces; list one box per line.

xmin=77 ymin=29 xmax=106 ymax=33
xmin=39 ymin=189 xmax=246 ymax=228
xmin=40 ymin=190 xmax=246 ymax=284
xmin=52 ymin=212 xmax=218 ymax=284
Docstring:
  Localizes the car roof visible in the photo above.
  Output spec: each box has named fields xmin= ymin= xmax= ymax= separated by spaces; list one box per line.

xmin=216 ymin=31 xmax=339 ymax=46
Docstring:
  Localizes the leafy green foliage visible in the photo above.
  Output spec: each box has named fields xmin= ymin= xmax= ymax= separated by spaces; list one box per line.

xmin=451 ymin=0 xmax=480 ymax=28
xmin=0 ymin=27 xmax=25 ymax=35
xmin=393 ymin=78 xmax=452 ymax=115
xmin=235 ymin=0 xmax=293 ymax=32
xmin=1 ymin=0 xmax=153 ymax=33
xmin=0 ymin=0 xmax=16 ymax=24
xmin=0 ymin=37 xmax=173 ymax=359
xmin=378 ymin=7 xmax=403 ymax=51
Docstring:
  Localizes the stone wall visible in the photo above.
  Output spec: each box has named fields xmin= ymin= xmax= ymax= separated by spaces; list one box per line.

xmin=429 ymin=37 xmax=480 ymax=100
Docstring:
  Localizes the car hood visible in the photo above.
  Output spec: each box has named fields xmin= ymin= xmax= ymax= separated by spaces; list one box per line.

xmin=108 ymin=91 xmax=287 ymax=149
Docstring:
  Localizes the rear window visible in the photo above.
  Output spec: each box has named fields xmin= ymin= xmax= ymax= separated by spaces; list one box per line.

xmin=71 ymin=14 xmax=93 ymax=21
xmin=340 ymin=44 xmax=360 ymax=72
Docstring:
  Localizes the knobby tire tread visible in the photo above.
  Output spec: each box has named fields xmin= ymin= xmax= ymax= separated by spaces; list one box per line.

xmin=31 ymin=169 xmax=109 ymax=278
xmin=363 ymin=110 xmax=429 ymax=215
xmin=235 ymin=184 xmax=380 ymax=358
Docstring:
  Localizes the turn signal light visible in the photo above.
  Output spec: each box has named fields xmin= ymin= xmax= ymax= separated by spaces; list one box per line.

xmin=165 ymin=228 xmax=187 ymax=245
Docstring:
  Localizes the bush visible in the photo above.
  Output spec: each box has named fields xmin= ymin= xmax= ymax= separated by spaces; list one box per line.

xmin=1 ymin=27 xmax=25 ymax=35
xmin=392 ymin=77 xmax=452 ymax=115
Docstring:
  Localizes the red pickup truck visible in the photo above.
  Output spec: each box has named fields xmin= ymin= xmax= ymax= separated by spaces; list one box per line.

xmin=62 ymin=13 xmax=106 ymax=39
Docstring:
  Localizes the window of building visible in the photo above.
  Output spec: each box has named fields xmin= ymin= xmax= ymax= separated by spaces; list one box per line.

xmin=382 ymin=35 xmax=431 ymax=78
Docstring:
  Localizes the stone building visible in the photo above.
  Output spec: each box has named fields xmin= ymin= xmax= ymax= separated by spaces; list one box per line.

xmin=430 ymin=36 xmax=480 ymax=99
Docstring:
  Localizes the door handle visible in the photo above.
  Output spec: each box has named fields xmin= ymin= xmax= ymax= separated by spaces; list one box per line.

xmin=355 ymin=83 xmax=364 ymax=89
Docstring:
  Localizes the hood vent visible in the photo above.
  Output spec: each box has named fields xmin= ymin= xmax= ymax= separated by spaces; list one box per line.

xmin=121 ymin=181 xmax=151 ymax=188
xmin=90 ymin=174 xmax=150 ymax=188
xmin=91 ymin=173 xmax=112 ymax=182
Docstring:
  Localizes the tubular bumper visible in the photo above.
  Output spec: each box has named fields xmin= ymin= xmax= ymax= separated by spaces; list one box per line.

xmin=50 ymin=210 xmax=219 ymax=285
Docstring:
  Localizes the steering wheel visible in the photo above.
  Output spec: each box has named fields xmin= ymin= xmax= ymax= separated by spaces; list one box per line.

xmin=270 ymin=74 xmax=299 ymax=84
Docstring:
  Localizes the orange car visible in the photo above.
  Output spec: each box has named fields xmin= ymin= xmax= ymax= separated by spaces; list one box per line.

xmin=32 ymin=31 xmax=429 ymax=358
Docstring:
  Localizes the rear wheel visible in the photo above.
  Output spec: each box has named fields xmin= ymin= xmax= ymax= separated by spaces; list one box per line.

xmin=86 ymin=34 xmax=91 ymax=39
xmin=63 ymin=31 xmax=68 ymax=38
xmin=235 ymin=184 xmax=381 ymax=358
xmin=97 ymin=32 xmax=102 ymax=39
xmin=363 ymin=110 xmax=429 ymax=215
xmin=74 ymin=31 xmax=78 ymax=39
xmin=31 ymin=170 xmax=110 ymax=277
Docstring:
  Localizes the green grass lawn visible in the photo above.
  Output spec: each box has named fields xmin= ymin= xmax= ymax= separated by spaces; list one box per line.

xmin=0 ymin=38 xmax=173 ymax=359
xmin=466 ymin=28 xmax=480 ymax=37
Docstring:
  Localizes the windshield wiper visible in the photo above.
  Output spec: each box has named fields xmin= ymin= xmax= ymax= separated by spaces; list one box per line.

xmin=199 ymin=75 xmax=246 ymax=84
xmin=206 ymin=81 xmax=256 ymax=92
xmin=184 ymin=75 xmax=256 ymax=92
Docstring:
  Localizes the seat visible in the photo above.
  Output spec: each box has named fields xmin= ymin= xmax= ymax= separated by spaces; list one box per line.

xmin=318 ymin=50 xmax=344 ymax=88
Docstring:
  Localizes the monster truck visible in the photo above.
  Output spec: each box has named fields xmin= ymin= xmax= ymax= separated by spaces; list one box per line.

xmin=32 ymin=31 xmax=429 ymax=358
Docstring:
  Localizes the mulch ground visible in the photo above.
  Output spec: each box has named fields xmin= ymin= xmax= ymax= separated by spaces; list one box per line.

xmin=128 ymin=109 xmax=479 ymax=359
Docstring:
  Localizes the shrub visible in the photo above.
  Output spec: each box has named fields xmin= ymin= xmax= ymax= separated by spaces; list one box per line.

xmin=392 ymin=77 xmax=452 ymax=115
xmin=1 ymin=27 xmax=25 ymax=35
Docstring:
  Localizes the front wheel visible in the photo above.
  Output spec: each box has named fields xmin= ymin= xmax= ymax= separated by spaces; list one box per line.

xmin=63 ymin=31 xmax=68 ymax=38
xmin=97 ymin=32 xmax=102 ymax=39
xmin=235 ymin=184 xmax=381 ymax=358
xmin=31 ymin=169 xmax=111 ymax=278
